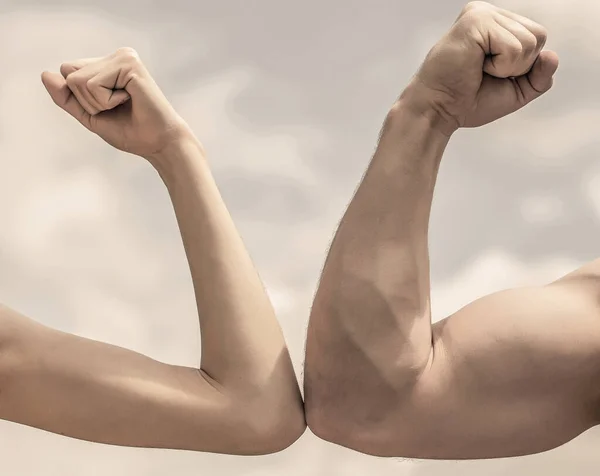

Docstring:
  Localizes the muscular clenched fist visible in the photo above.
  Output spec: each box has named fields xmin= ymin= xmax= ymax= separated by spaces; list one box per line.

xmin=404 ymin=1 xmax=560 ymax=135
xmin=41 ymin=47 xmax=193 ymax=158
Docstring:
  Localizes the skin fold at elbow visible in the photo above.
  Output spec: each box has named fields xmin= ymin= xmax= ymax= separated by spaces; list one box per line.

xmin=240 ymin=401 xmax=307 ymax=455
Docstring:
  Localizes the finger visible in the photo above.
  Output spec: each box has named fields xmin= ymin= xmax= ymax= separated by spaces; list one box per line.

xmin=517 ymin=49 xmax=559 ymax=99
xmin=41 ymin=71 xmax=92 ymax=130
xmin=87 ymin=68 xmax=131 ymax=111
xmin=496 ymin=7 xmax=547 ymax=48
xmin=493 ymin=14 xmax=540 ymax=76
xmin=60 ymin=57 xmax=103 ymax=78
xmin=61 ymin=58 xmax=104 ymax=115
xmin=483 ymin=21 xmax=523 ymax=78
xmin=65 ymin=73 xmax=100 ymax=115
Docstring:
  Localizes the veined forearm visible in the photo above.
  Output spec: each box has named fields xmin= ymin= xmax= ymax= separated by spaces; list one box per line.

xmin=306 ymin=101 xmax=450 ymax=412
xmin=318 ymin=103 xmax=447 ymax=357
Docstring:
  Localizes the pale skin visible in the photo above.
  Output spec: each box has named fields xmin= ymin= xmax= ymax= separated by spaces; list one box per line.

xmin=304 ymin=1 xmax=600 ymax=460
xmin=1 ymin=2 xmax=598 ymax=462
xmin=0 ymin=47 xmax=305 ymax=455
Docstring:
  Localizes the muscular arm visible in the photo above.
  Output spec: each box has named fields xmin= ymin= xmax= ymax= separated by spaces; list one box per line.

xmin=0 ymin=137 xmax=305 ymax=455
xmin=304 ymin=95 xmax=600 ymax=459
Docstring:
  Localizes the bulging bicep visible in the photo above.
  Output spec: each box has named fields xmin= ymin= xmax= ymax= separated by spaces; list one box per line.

xmin=398 ymin=284 xmax=600 ymax=458
xmin=429 ymin=285 xmax=600 ymax=398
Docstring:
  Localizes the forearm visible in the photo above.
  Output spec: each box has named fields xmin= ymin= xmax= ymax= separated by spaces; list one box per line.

xmin=305 ymin=96 xmax=449 ymax=430
xmin=146 ymin=137 xmax=304 ymax=422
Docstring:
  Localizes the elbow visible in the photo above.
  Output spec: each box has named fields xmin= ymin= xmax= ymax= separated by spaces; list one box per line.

xmin=306 ymin=401 xmax=413 ymax=458
xmin=304 ymin=382 xmax=372 ymax=455
xmin=261 ymin=410 xmax=307 ymax=454
xmin=243 ymin=401 xmax=307 ymax=455
xmin=306 ymin=401 xmax=384 ymax=456
xmin=304 ymin=373 xmax=423 ymax=458
xmin=305 ymin=400 xmax=340 ymax=447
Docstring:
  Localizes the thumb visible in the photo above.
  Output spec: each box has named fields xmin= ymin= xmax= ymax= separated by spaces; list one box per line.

xmin=41 ymin=71 xmax=92 ymax=130
xmin=524 ymin=50 xmax=560 ymax=98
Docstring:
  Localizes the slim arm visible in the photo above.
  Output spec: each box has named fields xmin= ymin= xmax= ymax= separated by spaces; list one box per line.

xmin=0 ymin=136 xmax=305 ymax=455
xmin=304 ymin=97 xmax=600 ymax=459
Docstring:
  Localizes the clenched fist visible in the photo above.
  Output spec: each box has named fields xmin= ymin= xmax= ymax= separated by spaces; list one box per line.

xmin=404 ymin=1 xmax=559 ymax=135
xmin=41 ymin=47 xmax=193 ymax=158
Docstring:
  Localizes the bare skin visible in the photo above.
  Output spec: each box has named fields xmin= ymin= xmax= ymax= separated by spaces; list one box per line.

xmin=303 ymin=1 xmax=600 ymax=460
xmin=0 ymin=48 xmax=305 ymax=455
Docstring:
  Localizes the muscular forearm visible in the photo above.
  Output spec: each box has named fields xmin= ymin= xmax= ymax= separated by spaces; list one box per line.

xmin=305 ymin=95 xmax=449 ymax=435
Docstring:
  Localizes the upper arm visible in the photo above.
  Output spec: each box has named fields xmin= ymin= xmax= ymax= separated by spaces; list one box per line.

xmin=0 ymin=305 xmax=303 ymax=455
xmin=314 ymin=279 xmax=600 ymax=459
xmin=406 ymin=282 xmax=600 ymax=458
xmin=431 ymin=283 xmax=600 ymax=391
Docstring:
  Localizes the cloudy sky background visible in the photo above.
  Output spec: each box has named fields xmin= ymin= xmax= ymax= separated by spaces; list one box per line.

xmin=1 ymin=0 xmax=600 ymax=474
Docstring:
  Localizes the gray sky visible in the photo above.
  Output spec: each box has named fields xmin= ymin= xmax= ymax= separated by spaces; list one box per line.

xmin=1 ymin=0 xmax=599 ymax=474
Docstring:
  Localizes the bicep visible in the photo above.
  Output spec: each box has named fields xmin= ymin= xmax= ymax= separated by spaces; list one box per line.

xmin=430 ymin=284 xmax=600 ymax=392
xmin=409 ymin=284 xmax=600 ymax=458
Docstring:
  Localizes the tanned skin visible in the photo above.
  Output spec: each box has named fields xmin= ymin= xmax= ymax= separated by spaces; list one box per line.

xmin=304 ymin=1 xmax=600 ymax=460
xmin=0 ymin=48 xmax=305 ymax=456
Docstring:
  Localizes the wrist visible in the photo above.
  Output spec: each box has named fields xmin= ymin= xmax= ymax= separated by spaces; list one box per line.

xmin=372 ymin=91 xmax=451 ymax=179
xmin=380 ymin=90 xmax=452 ymax=157
xmin=144 ymin=130 xmax=207 ymax=173
xmin=144 ymin=134 xmax=213 ymax=193
xmin=392 ymin=80 xmax=459 ymax=138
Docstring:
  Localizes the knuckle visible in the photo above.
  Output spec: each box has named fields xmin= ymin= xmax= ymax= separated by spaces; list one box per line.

xmin=531 ymin=24 xmax=547 ymax=46
xmin=60 ymin=63 xmax=75 ymax=77
xmin=462 ymin=1 xmax=491 ymax=14
xmin=85 ymin=76 xmax=98 ymax=90
xmin=116 ymin=46 xmax=139 ymax=61
xmin=458 ymin=7 xmax=488 ymax=26
xmin=523 ymin=33 xmax=538 ymax=55
xmin=453 ymin=9 xmax=489 ymax=39
xmin=65 ymin=72 xmax=80 ymax=86
xmin=506 ymin=41 xmax=523 ymax=58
